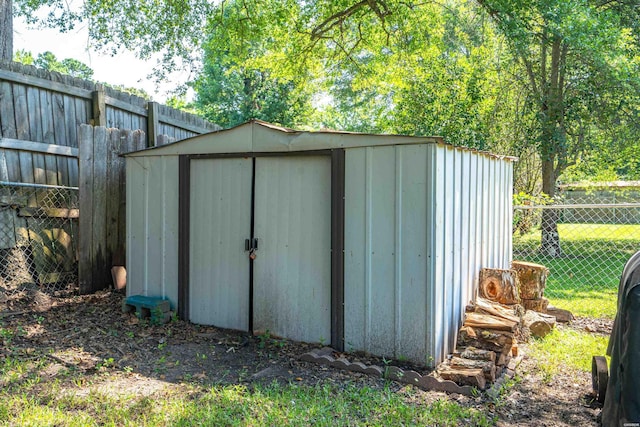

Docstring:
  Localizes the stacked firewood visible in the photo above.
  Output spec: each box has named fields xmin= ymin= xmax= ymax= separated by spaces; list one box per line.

xmin=437 ymin=298 xmax=520 ymax=389
xmin=437 ymin=260 xmax=573 ymax=390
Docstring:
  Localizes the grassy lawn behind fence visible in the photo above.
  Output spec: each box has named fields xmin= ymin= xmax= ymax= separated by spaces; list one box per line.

xmin=513 ymin=223 xmax=640 ymax=318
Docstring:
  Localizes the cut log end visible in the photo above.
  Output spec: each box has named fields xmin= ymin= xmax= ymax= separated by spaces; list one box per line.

xmin=523 ymin=310 xmax=556 ymax=338
xmin=479 ymin=268 xmax=520 ymax=305
xmin=512 ymin=260 xmax=549 ymax=300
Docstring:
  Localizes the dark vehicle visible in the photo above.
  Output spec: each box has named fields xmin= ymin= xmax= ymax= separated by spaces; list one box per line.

xmin=597 ymin=250 xmax=640 ymax=426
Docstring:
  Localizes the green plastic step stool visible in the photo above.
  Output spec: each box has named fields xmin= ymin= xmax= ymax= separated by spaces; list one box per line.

xmin=123 ymin=295 xmax=172 ymax=324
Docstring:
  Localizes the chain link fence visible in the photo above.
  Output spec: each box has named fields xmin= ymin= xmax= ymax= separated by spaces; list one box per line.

xmin=513 ymin=197 xmax=640 ymax=319
xmin=0 ymin=182 xmax=79 ymax=308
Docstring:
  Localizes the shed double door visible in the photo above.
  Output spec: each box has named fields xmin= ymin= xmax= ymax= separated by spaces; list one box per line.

xmin=189 ymin=156 xmax=332 ymax=343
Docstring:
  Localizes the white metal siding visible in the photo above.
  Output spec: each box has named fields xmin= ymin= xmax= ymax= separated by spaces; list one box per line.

xmin=126 ymin=122 xmax=515 ymax=367
xmin=345 ymin=145 xmax=430 ymax=363
xmin=126 ymin=156 xmax=179 ymax=308
xmin=344 ymin=144 xmax=513 ymax=366
xmin=189 ymin=158 xmax=252 ymax=330
xmin=253 ymin=156 xmax=332 ymax=343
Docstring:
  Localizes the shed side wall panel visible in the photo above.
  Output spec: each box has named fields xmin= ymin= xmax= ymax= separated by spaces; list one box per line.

xmin=427 ymin=145 xmax=514 ymax=365
xmin=126 ymin=159 xmax=146 ymax=298
xmin=344 ymin=145 xmax=430 ymax=364
xmin=126 ymin=156 xmax=179 ymax=308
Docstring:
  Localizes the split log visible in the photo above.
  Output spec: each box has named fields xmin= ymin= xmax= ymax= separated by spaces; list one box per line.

xmin=450 ymin=356 xmax=496 ymax=381
xmin=464 ymin=312 xmax=518 ymax=332
xmin=460 ymin=347 xmax=496 ymax=363
xmin=512 ymin=261 xmax=549 ymax=300
xmin=437 ymin=366 xmax=486 ymax=389
xmin=522 ymin=297 xmax=549 ymax=313
xmin=523 ymin=310 xmax=556 ymax=338
xmin=546 ymin=305 xmax=574 ymax=323
xmin=479 ymin=268 xmax=520 ymax=305
xmin=458 ymin=326 xmax=515 ymax=353
xmin=497 ymin=348 xmax=512 ymax=367
xmin=467 ymin=298 xmax=521 ymax=324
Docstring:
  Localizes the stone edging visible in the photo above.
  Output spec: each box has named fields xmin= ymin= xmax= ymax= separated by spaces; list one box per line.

xmin=299 ymin=347 xmax=478 ymax=396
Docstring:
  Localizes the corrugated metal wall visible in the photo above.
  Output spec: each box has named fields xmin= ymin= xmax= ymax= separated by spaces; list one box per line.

xmin=344 ymin=144 xmax=512 ymax=366
xmin=126 ymin=156 xmax=180 ymax=308
xmin=253 ymin=156 xmax=332 ymax=343
xmin=188 ymin=158 xmax=252 ymax=329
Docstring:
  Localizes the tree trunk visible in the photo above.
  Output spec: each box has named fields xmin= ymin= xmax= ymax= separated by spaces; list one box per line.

xmin=0 ymin=0 xmax=11 ymax=62
xmin=540 ymin=159 xmax=561 ymax=256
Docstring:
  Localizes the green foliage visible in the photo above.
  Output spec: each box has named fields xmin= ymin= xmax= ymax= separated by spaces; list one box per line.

xmin=13 ymin=50 xmax=94 ymax=80
xmin=13 ymin=0 xmax=640 ymax=190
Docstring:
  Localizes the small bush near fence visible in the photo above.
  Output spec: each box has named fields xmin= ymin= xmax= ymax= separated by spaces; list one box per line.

xmin=0 ymin=182 xmax=79 ymax=303
xmin=513 ymin=201 xmax=640 ymax=319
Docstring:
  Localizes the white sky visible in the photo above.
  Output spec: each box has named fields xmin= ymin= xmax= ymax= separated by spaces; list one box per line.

xmin=13 ymin=16 xmax=188 ymax=103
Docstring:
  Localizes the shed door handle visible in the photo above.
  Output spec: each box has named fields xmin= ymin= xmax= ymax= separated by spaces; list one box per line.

xmin=245 ymin=238 xmax=259 ymax=251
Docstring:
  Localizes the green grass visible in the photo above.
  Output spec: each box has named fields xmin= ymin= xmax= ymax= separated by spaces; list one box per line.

xmin=0 ymin=382 xmax=494 ymax=426
xmin=513 ymin=223 xmax=640 ymax=318
xmin=528 ymin=327 xmax=609 ymax=382
xmin=0 ymin=354 xmax=494 ymax=427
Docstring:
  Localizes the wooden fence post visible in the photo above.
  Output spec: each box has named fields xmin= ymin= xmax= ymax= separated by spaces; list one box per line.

xmin=78 ymin=125 xmax=110 ymax=293
xmin=78 ymin=125 xmax=95 ymax=293
xmin=147 ymin=101 xmax=159 ymax=147
xmin=92 ymin=86 xmax=106 ymax=126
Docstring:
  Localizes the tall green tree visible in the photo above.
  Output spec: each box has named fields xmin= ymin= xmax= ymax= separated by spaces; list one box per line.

xmin=474 ymin=0 xmax=640 ymax=255
xmin=193 ymin=0 xmax=314 ymax=128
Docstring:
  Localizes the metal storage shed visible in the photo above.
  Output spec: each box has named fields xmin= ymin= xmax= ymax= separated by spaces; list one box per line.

xmin=125 ymin=120 xmax=515 ymax=366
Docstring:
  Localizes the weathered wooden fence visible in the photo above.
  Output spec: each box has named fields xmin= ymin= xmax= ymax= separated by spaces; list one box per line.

xmin=0 ymin=60 xmax=219 ymax=187
xmin=78 ymin=126 xmax=148 ymax=293
xmin=0 ymin=61 xmax=219 ymax=295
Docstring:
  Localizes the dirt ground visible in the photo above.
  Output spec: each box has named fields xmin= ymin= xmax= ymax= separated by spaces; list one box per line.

xmin=0 ymin=289 xmax=606 ymax=426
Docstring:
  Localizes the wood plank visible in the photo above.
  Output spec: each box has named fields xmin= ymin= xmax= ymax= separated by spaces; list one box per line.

xmin=39 ymin=89 xmax=56 ymax=144
xmin=64 ymin=95 xmax=78 ymax=149
xmin=0 ymin=83 xmax=21 ymax=181
xmin=25 ymin=88 xmax=48 ymax=187
xmin=104 ymin=95 xmax=147 ymax=116
xmin=26 ymin=86 xmax=42 ymax=142
xmin=0 ymin=68 xmax=93 ymax=99
xmin=105 ymin=128 xmax=121 ymax=266
xmin=18 ymin=207 xmax=79 ymax=218
xmin=67 ymin=156 xmax=79 ymax=188
xmin=158 ymin=112 xmax=218 ymax=134
xmin=0 ymin=137 xmax=79 ymax=157
xmin=75 ymin=97 xmax=89 ymax=127
xmin=51 ymin=91 xmax=69 ymax=188
xmin=0 ymin=81 xmax=17 ymax=138
xmin=39 ymin=93 xmax=64 ymax=200
xmin=91 ymin=126 xmax=109 ymax=291
xmin=0 ymin=150 xmax=16 ymax=250
xmin=13 ymin=84 xmax=31 ymax=140
xmin=78 ymin=124 xmax=94 ymax=293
